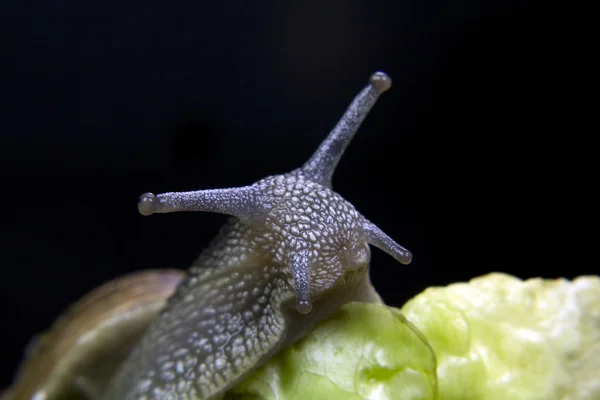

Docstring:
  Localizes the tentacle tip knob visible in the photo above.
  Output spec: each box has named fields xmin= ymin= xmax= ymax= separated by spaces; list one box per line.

xmin=400 ymin=251 xmax=413 ymax=265
xmin=138 ymin=192 xmax=157 ymax=216
xmin=296 ymin=299 xmax=312 ymax=315
xmin=369 ymin=71 xmax=392 ymax=94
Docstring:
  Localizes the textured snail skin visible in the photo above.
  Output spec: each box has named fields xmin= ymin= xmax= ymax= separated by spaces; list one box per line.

xmin=103 ymin=72 xmax=412 ymax=400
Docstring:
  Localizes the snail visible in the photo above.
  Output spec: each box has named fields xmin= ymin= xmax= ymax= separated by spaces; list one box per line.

xmin=4 ymin=71 xmax=412 ymax=400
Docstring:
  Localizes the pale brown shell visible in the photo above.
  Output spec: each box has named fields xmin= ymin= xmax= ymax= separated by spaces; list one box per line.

xmin=3 ymin=269 xmax=185 ymax=400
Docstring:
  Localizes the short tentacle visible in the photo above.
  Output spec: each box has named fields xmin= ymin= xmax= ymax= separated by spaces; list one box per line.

xmin=300 ymin=71 xmax=392 ymax=188
xmin=290 ymin=253 xmax=312 ymax=314
xmin=362 ymin=220 xmax=412 ymax=265
xmin=138 ymin=186 xmax=265 ymax=221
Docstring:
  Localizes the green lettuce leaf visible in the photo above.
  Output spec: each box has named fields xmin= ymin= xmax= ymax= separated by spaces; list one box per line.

xmin=402 ymin=273 xmax=600 ymax=400
xmin=226 ymin=302 xmax=437 ymax=400
xmin=226 ymin=273 xmax=600 ymax=400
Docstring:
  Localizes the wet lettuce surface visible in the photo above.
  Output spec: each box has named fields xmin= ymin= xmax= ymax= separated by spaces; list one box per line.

xmin=226 ymin=273 xmax=600 ymax=400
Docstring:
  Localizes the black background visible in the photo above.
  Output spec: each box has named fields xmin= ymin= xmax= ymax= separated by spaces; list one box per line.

xmin=0 ymin=0 xmax=591 ymax=387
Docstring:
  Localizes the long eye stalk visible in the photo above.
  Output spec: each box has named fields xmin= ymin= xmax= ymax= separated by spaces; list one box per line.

xmin=138 ymin=187 xmax=264 ymax=221
xmin=300 ymin=71 xmax=392 ymax=188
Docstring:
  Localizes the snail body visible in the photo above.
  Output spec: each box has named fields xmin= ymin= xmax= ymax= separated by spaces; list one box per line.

xmin=5 ymin=72 xmax=412 ymax=400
